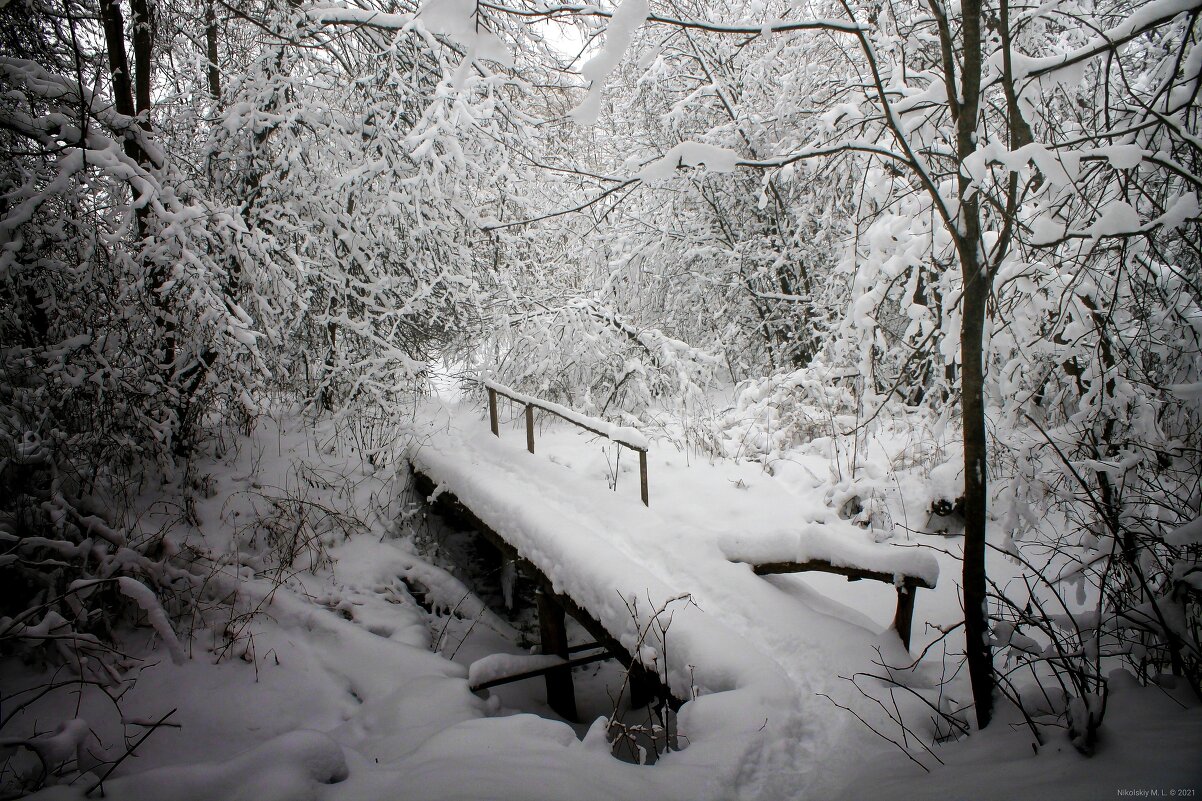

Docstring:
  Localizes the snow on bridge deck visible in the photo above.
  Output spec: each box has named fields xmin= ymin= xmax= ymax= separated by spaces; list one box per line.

xmin=406 ymin=398 xmax=939 ymax=794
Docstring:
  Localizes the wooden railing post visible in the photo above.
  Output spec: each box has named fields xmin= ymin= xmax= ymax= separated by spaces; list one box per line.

xmin=488 ymin=387 xmax=499 ymax=437
xmin=525 ymin=404 xmax=535 ymax=454
xmin=894 ymin=584 xmax=917 ymax=651
xmin=639 ymin=449 xmax=649 ymax=507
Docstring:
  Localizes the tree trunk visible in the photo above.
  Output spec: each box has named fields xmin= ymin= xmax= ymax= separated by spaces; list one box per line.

xmin=99 ymin=0 xmax=140 ymax=163
xmin=100 ymin=0 xmax=187 ymax=447
xmin=959 ymin=237 xmax=994 ymax=729
xmin=954 ymin=0 xmax=994 ymax=730
xmin=205 ymin=0 xmax=222 ymax=103
xmin=130 ymin=0 xmax=151 ymax=116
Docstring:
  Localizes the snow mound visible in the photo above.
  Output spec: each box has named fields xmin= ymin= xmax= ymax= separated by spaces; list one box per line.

xmin=36 ymin=730 xmax=347 ymax=801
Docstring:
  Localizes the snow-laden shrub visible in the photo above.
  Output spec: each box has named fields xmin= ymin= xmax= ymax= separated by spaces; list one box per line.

xmin=486 ymin=297 xmax=721 ymax=425
xmin=713 ymin=362 xmax=856 ymax=463
xmin=1 ymin=37 xmax=254 ymax=796
xmin=0 ymin=482 xmax=205 ymax=794
xmin=0 ymin=44 xmax=256 ymax=726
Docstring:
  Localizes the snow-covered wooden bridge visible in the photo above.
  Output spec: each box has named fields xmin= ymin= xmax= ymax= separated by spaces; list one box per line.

xmin=408 ymin=382 xmax=939 ymax=724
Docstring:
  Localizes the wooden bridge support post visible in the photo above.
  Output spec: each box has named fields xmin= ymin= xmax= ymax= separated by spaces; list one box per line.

xmin=536 ymin=589 xmax=577 ymax=721
xmin=627 ymin=662 xmax=657 ymax=709
xmin=488 ymin=387 xmax=499 ymax=437
xmin=894 ymin=584 xmax=917 ymax=651
xmin=525 ymin=404 xmax=535 ymax=454
xmin=638 ymin=449 xmax=649 ymax=507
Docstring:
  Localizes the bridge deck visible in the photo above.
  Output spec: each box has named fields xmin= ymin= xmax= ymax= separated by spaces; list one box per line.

xmin=407 ymin=401 xmax=939 ymax=749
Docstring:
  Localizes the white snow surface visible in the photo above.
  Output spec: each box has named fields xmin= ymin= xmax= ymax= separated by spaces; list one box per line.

xmin=16 ymin=404 xmax=1200 ymax=800
xmin=568 ymin=0 xmax=649 ymax=125
xmin=637 ymin=142 xmax=742 ymax=180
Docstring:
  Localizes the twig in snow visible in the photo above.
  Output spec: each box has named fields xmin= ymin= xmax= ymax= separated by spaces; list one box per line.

xmin=84 ymin=708 xmax=177 ymax=797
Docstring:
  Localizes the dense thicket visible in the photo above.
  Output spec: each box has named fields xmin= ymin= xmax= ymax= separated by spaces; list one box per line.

xmin=0 ymin=3 xmax=534 ymax=776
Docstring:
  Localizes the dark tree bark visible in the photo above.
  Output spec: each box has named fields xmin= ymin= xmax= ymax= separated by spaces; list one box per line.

xmin=130 ymin=0 xmax=151 ymax=116
xmin=949 ymin=0 xmax=994 ymax=729
xmin=100 ymin=0 xmax=186 ymax=437
xmin=99 ymin=0 xmax=140 ymax=162
xmin=205 ymin=0 xmax=222 ymax=103
xmin=959 ymin=238 xmax=993 ymax=729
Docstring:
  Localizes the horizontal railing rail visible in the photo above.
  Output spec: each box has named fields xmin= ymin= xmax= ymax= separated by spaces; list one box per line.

xmin=731 ymin=557 xmax=932 ymax=650
xmin=482 ymin=378 xmax=650 ymax=507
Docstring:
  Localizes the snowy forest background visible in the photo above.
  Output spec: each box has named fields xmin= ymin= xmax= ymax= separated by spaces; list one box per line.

xmin=1 ymin=0 xmax=1200 ymax=797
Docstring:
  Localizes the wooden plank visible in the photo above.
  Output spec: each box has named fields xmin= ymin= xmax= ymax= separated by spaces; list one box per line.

xmin=546 ymin=582 xmax=681 ymax=712
xmin=410 ymin=466 xmax=683 ymax=710
xmin=746 ymin=559 xmax=934 ymax=590
xmin=628 ymin=662 xmax=659 ymax=709
xmin=567 ymin=641 xmax=603 ymax=654
xmin=537 ymin=589 xmax=577 ymax=721
xmin=894 ymin=585 xmax=917 ymax=651
xmin=484 ymin=381 xmax=650 ymax=509
xmin=470 ymin=649 xmax=613 ymax=692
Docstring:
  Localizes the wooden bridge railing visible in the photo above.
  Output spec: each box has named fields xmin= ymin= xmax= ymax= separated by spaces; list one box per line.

xmin=483 ymin=379 xmax=650 ymax=507
xmin=733 ymin=557 xmax=934 ymax=650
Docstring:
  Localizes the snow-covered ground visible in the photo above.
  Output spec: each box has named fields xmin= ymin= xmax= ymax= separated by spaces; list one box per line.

xmin=10 ymin=392 xmax=1201 ymax=800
